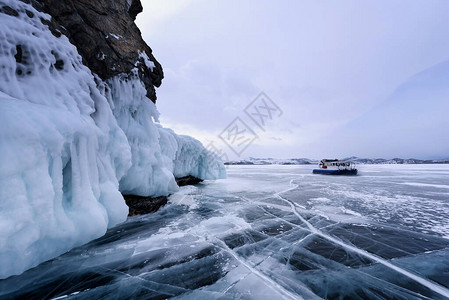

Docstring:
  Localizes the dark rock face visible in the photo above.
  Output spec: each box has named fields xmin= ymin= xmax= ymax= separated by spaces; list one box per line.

xmin=35 ymin=0 xmax=163 ymax=102
xmin=123 ymin=194 xmax=168 ymax=216
xmin=175 ymin=175 xmax=203 ymax=187
xmin=124 ymin=176 xmax=202 ymax=216
xmin=1 ymin=5 xmax=19 ymax=16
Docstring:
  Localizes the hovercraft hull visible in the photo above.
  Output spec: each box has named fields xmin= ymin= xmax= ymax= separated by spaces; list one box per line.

xmin=312 ymin=169 xmax=358 ymax=175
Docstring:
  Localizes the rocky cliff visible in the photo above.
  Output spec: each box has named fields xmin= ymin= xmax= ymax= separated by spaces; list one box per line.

xmin=31 ymin=0 xmax=163 ymax=102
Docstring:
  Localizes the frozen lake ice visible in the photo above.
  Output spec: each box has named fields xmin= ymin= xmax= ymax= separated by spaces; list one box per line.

xmin=1 ymin=164 xmax=448 ymax=299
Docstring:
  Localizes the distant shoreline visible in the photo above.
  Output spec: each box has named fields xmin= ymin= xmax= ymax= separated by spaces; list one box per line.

xmin=225 ymin=157 xmax=449 ymax=165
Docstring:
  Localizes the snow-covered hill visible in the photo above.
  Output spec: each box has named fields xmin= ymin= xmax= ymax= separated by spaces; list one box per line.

xmin=225 ymin=157 xmax=448 ymax=165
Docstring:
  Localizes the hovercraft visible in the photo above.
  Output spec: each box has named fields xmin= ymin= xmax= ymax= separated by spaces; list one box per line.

xmin=313 ymin=159 xmax=357 ymax=175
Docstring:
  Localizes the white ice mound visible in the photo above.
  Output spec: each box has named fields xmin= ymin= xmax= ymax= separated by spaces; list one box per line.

xmin=0 ymin=0 xmax=225 ymax=279
xmin=103 ymin=76 xmax=226 ymax=197
xmin=168 ymin=129 xmax=227 ymax=180
xmin=102 ymin=75 xmax=178 ymax=197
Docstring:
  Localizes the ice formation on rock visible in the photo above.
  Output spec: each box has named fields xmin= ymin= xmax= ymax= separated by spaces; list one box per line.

xmin=101 ymin=75 xmax=226 ymax=197
xmin=0 ymin=0 xmax=225 ymax=279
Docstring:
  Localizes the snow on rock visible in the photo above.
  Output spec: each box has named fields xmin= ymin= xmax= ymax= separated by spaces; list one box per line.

xmin=138 ymin=50 xmax=155 ymax=71
xmin=0 ymin=0 xmax=225 ymax=278
xmin=36 ymin=0 xmax=163 ymax=102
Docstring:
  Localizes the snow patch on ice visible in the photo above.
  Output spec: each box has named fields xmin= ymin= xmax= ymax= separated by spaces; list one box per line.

xmin=431 ymin=224 xmax=449 ymax=240
xmin=308 ymin=197 xmax=331 ymax=204
xmin=168 ymin=186 xmax=201 ymax=209
xmin=190 ymin=215 xmax=252 ymax=237
xmin=311 ymin=205 xmax=366 ymax=224
xmin=400 ymin=182 xmax=449 ymax=189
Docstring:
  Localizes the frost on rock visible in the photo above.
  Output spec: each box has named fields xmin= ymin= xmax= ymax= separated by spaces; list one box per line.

xmin=137 ymin=50 xmax=155 ymax=71
xmin=0 ymin=0 xmax=225 ymax=279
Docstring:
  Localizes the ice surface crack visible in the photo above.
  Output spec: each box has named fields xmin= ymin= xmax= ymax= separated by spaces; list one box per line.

xmin=208 ymin=237 xmax=302 ymax=300
xmin=276 ymin=180 xmax=449 ymax=299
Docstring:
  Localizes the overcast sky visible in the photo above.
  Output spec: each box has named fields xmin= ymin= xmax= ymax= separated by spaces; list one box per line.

xmin=137 ymin=0 xmax=449 ymax=160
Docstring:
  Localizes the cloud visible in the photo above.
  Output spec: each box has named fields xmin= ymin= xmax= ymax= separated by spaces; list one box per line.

xmin=313 ymin=60 xmax=449 ymax=159
xmin=138 ymin=1 xmax=449 ymax=159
